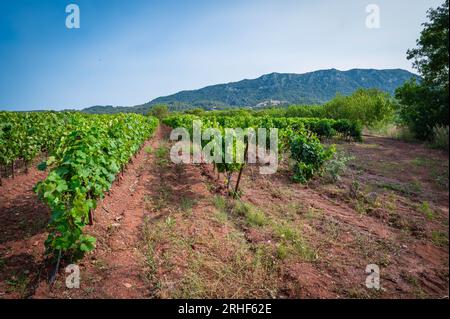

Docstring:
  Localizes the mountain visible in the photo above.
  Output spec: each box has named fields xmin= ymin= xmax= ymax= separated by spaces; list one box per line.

xmin=82 ymin=68 xmax=419 ymax=113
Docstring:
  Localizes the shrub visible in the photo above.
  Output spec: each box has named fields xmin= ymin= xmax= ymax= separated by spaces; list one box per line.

xmin=290 ymin=134 xmax=335 ymax=184
xmin=333 ymin=119 xmax=362 ymax=141
xmin=322 ymin=151 xmax=354 ymax=183
xmin=314 ymin=119 xmax=335 ymax=138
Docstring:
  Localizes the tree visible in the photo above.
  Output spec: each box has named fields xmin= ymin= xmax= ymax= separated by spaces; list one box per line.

xmin=395 ymin=79 xmax=448 ymax=140
xmin=395 ymin=0 xmax=449 ymax=140
xmin=323 ymin=89 xmax=395 ymax=127
xmin=407 ymin=0 xmax=449 ymax=90
xmin=148 ymin=104 xmax=169 ymax=120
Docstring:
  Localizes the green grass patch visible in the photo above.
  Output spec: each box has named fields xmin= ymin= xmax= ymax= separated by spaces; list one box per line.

xmin=431 ymin=230 xmax=449 ymax=247
xmin=233 ymin=201 xmax=268 ymax=227
xmin=418 ymin=201 xmax=434 ymax=220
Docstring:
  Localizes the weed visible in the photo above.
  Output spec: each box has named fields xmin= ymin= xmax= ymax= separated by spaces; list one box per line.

xmin=273 ymin=223 xmax=316 ymax=261
xmin=384 ymin=192 xmax=397 ymax=214
xmin=165 ymin=216 xmax=176 ymax=229
xmin=234 ymin=201 xmax=268 ymax=227
xmin=322 ymin=151 xmax=354 ymax=183
xmin=214 ymin=210 xmax=228 ymax=223
xmin=254 ymin=244 xmax=278 ymax=272
xmin=409 ymin=179 xmax=422 ymax=193
xmin=246 ymin=210 xmax=268 ymax=227
xmin=6 ymin=273 xmax=30 ymax=298
xmin=144 ymin=146 xmax=153 ymax=154
xmin=403 ymin=273 xmax=427 ymax=299
xmin=180 ymin=197 xmax=196 ymax=215
xmin=155 ymin=145 xmax=169 ymax=158
xmin=305 ymin=206 xmax=323 ymax=220
xmin=417 ymin=201 xmax=434 ymax=220
xmin=276 ymin=243 xmax=289 ymax=260
xmin=431 ymin=167 xmax=449 ymax=189
xmin=213 ymin=195 xmax=226 ymax=212
xmin=377 ymin=181 xmax=420 ymax=196
xmin=349 ymin=179 xmax=362 ymax=199
xmin=411 ymin=156 xmax=430 ymax=167
xmin=155 ymin=145 xmax=170 ymax=166
xmin=431 ymin=230 xmax=448 ymax=247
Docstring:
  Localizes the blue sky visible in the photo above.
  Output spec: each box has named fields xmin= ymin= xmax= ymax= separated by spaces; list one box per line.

xmin=0 ymin=0 xmax=443 ymax=111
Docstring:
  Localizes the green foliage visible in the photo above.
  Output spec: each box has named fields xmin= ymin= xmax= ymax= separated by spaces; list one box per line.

xmin=233 ymin=201 xmax=267 ymax=227
xmin=164 ymin=114 xmax=362 ymax=142
xmin=418 ymin=201 xmax=434 ymax=220
xmin=0 ymin=111 xmax=67 ymax=167
xmin=395 ymin=0 xmax=449 ymax=140
xmin=407 ymin=0 xmax=449 ymax=90
xmin=148 ymin=104 xmax=169 ymax=120
xmin=321 ymin=89 xmax=396 ymax=126
xmin=164 ymin=114 xmax=349 ymax=186
xmin=30 ymin=112 xmax=158 ymax=259
xmin=431 ymin=230 xmax=449 ymax=247
xmin=251 ymin=89 xmax=394 ymax=130
xmin=290 ymin=134 xmax=335 ymax=184
xmin=322 ymin=151 xmax=354 ymax=183
xmin=395 ymin=78 xmax=448 ymax=140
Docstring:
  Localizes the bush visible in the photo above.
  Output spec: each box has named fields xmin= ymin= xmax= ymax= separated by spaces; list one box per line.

xmin=290 ymin=134 xmax=335 ymax=184
xmin=431 ymin=125 xmax=449 ymax=151
xmin=314 ymin=119 xmax=335 ymax=138
xmin=332 ymin=119 xmax=362 ymax=141
xmin=322 ymin=151 xmax=354 ymax=183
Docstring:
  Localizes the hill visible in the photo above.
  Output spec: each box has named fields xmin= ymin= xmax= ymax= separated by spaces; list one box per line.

xmin=82 ymin=68 xmax=419 ymax=113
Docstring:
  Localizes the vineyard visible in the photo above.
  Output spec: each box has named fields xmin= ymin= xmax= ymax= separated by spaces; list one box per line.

xmin=1 ymin=112 xmax=158 ymax=261
xmin=162 ymin=114 xmax=362 ymax=191
xmin=0 ymin=110 xmax=448 ymax=298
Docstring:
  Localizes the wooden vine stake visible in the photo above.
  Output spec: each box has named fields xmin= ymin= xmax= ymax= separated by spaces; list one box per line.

xmin=234 ymin=140 xmax=249 ymax=198
xmin=87 ymin=193 xmax=94 ymax=225
xmin=88 ymin=209 xmax=94 ymax=225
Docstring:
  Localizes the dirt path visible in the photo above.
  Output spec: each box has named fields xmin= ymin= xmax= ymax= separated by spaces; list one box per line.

xmin=138 ymin=127 xmax=286 ymax=298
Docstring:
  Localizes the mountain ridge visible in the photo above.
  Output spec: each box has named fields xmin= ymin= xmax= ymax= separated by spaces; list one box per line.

xmin=82 ymin=68 xmax=419 ymax=114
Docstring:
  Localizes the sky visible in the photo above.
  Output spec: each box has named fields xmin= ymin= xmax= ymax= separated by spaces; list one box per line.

xmin=0 ymin=0 xmax=444 ymax=111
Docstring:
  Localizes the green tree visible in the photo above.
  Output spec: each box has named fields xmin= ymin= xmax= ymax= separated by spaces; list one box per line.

xmin=149 ymin=104 xmax=169 ymax=120
xmin=407 ymin=0 xmax=449 ymax=90
xmin=323 ymin=89 xmax=395 ymax=127
xmin=395 ymin=0 xmax=449 ymax=139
